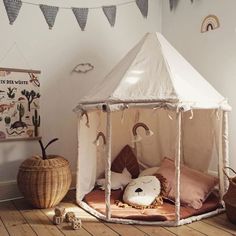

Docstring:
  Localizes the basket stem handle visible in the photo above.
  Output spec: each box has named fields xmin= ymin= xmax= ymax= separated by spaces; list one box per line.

xmin=223 ymin=167 xmax=236 ymax=181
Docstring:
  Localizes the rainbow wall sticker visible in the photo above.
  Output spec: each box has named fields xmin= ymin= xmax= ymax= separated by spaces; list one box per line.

xmin=201 ymin=15 xmax=220 ymax=33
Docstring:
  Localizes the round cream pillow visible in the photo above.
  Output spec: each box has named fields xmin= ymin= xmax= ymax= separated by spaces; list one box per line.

xmin=123 ymin=176 xmax=161 ymax=207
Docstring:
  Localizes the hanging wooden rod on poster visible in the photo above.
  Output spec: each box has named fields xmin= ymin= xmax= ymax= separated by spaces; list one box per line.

xmin=0 ymin=67 xmax=41 ymax=74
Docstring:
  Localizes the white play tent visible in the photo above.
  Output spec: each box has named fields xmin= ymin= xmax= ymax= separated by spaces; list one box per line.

xmin=74 ymin=32 xmax=231 ymax=226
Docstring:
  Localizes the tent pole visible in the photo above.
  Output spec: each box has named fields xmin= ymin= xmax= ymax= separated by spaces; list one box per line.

xmin=218 ymin=110 xmax=224 ymax=201
xmin=175 ymin=110 xmax=181 ymax=224
xmin=76 ymin=110 xmax=82 ymax=204
xmin=105 ymin=108 xmax=112 ymax=220
xmin=222 ymin=111 xmax=230 ymax=192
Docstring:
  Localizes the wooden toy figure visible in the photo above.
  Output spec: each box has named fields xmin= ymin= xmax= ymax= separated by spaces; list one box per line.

xmin=53 ymin=215 xmax=64 ymax=225
xmin=65 ymin=212 xmax=76 ymax=223
xmin=72 ymin=218 xmax=82 ymax=230
xmin=54 ymin=206 xmax=65 ymax=217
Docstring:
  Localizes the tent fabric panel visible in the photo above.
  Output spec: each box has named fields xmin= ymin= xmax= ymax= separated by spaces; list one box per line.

xmin=110 ymin=35 xmax=177 ymax=101
xmin=77 ymin=111 xmax=100 ymax=200
xmin=182 ymin=110 xmax=218 ymax=172
xmin=134 ymin=109 xmax=177 ymax=167
xmin=109 ymin=109 xmax=178 ymax=169
xmin=157 ymin=33 xmax=226 ymax=107
xmin=94 ymin=111 xmax=107 ymax=179
xmin=110 ymin=110 xmax=134 ymax=161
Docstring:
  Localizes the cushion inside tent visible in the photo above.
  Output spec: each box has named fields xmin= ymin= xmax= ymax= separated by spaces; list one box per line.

xmin=83 ymin=189 xmax=220 ymax=221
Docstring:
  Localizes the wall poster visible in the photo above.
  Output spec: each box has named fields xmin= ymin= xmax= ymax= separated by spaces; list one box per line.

xmin=0 ymin=67 xmax=41 ymax=141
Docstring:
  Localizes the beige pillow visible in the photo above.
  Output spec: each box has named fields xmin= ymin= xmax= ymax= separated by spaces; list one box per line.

xmin=156 ymin=157 xmax=218 ymax=209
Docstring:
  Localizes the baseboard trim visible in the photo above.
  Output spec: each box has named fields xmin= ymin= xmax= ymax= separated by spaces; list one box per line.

xmin=0 ymin=172 xmax=76 ymax=202
xmin=0 ymin=180 xmax=21 ymax=202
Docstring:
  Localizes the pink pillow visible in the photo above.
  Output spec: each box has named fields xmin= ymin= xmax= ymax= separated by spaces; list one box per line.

xmin=156 ymin=157 xmax=218 ymax=209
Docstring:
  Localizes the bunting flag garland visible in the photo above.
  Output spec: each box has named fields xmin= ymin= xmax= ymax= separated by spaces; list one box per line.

xmin=39 ymin=4 xmax=59 ymax=29
xmin=169 ymin=0 xmax=179 ymax=11
xmin=169 ymin=0 xmax=194 ymax=11
xmin=136 ymin=0 xmax=148 ymax=18
xmin=3 ymin=0 xmax=22 ymax=25
xmin=2 ymin=0 xmax=150 ymax=30
xmin=72 ymin=8 xmax=89 ymax=31
xmin=102 ymin=6 xmax=116 ymax=27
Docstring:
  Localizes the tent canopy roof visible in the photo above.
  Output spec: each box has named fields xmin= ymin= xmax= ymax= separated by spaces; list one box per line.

xmin=78 ymin=32 xmax=230 ymax=111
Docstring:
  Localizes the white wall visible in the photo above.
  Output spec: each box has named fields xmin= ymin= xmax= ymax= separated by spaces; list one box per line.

xmin=162 ymin=0 xmax=236 ymax=169
xmin=0 ymin=0 xmax=162 ymax=200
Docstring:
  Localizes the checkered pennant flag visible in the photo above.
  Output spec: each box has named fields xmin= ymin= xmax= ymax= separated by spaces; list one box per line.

xmin=3 ymin=0 xmax=22 ymax=25
xmin=102 ymin=5 xmax=116 ymax=27
xmin=40 ymin=4 xmax=59 ymax=29
xmin=136 ymin=0 xmax=148 ymax=18
xmin=72 ymin=8 xmax=89 ymax=31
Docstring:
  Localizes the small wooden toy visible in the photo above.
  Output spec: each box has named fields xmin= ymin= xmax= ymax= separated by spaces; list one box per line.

xmin=65 ymin=211 xmax=76 ymax=223
xmin=53 ymin=215 xmax=64 ymax=225
xmin=54 ymin=206 xmax=65 ymax=217
xmin=72 ymin=217 xmax=82 ymax=230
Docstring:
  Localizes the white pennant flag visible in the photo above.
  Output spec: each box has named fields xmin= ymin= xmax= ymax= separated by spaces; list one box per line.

xmin=3 ymin=0 xmax=22 ymax=25
xmin=102 ymin=6 xmax=116 ymax=27
xmin=136 ymin=0 xmax=148 ymax=18
xmin=40 ymin=4 xmax=59 ymax=29
xmin=72 ymin=8 xmax=89 ymax=31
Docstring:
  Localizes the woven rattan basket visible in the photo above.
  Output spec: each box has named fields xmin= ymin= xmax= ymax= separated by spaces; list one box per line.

xmin=17 ymin=155 xmax=72 ymax=208
xmin=223 ymin=167 xmax=236 ymax=224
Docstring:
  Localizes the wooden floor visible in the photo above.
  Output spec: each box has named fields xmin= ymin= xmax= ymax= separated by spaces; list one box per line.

xmin=0 ymin=190 xmax=235 ymax=236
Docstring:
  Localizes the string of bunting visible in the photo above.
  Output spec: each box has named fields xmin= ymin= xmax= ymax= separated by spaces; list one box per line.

xmin=169 ymin=0 xmax=194 ymax=11
xmin=2 ymin=0 xmax=149 ymax=30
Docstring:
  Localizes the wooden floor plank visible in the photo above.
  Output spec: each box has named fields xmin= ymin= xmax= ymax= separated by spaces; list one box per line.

xmin=42 ymin=203 xmax=92 ymax=236
xmin=188 ymin=221 xmax=234 ymax=236
xmin=136 ymin=225 xmax=176 ymax=236
xmin=166 ymin=225 xmax=206 ymax=236
xmin=106 ymin=223 xmax=148 ymax=236
xmin=203 ymin=215 xmax=236 ymax=235
xmin=13 ymin=199 xmax=63 ymax=236
xmin=0 ymin=201 xmax=36 ymax=236
xmin=82 ymin=221 xmax=119 ymax=236
xmin=0 ymin=217 xmax=10 ymax=236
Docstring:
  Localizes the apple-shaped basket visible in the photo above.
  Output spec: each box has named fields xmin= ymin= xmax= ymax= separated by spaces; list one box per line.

xmin=17 ymin=138 xmax=72 ymax=208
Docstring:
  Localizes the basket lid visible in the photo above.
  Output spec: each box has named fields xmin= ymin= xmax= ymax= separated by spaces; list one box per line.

xmin=19 ymin=155 xmax=70 ymax=171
